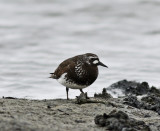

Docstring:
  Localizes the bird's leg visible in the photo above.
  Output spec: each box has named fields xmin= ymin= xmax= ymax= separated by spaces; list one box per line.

xmin=80 ymin=89 xmax=84 ymax=94
xmin=66 ymin=87 xmax=69 ymax=100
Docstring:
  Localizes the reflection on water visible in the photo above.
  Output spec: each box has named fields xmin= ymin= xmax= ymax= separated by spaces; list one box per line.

xmin=0 ymin=0 xmax=160 ymax=99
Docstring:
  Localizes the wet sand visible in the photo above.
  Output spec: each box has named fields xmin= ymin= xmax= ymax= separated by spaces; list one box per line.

xmin=0 ymin=96 xmax=160 ymax=131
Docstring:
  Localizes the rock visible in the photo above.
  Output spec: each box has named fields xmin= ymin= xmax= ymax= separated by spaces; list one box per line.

xmin=123 ymin=95 xmax=143 ymax=109
xmin=107 ymin=80 xmax=151 ymax=96
xmin=95 ymin=110 xmax=150 ymax=131
xmin=149 ymin=86 xmax=160 ymax=97
xmin=107 ymin=80 xmax=160 ymax=115
xmin=123 ymin=94 xmax=160 ymax=115
xmin=141 ymin=94 xmax=160 ymax=115
xmin=94 ymin=88 xmax=112 ymax=99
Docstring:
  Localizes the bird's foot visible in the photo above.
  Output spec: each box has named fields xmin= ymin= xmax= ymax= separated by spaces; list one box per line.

xmin=76 ymin=92 xmax=89 ymax=104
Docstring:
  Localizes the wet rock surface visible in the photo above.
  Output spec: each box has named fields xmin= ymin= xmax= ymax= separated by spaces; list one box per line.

xmin=123 ymin=95 xmax=144 ymax=109
xmin=107 ymin=79 xmax=160 ymax=96
xmin=124 ymin=94 xmax=160 ymax=115
xmin=95 ymin=110 xmax=150 ymax=131
xmin=107 ymin=80 xmax=160 ymax=115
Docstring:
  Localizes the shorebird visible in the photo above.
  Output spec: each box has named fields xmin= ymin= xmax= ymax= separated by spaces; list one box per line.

xmin=50 ymin=53 xmax=108 ymax=99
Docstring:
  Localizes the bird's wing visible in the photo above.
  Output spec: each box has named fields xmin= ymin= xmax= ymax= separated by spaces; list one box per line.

xmin=52 ymin=58 xmax=76 ymax=79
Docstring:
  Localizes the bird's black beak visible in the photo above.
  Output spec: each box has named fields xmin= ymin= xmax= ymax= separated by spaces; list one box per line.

xmin=98 ymin=61 xmax=108 ymax=68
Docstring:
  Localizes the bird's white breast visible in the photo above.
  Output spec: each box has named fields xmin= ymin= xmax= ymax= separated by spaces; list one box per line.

xmin=57 ymin=73 xmax=87 ymax=89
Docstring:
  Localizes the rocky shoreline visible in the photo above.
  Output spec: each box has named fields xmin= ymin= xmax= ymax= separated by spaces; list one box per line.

xmin=0 ymin=80 xmax=160 ymax=131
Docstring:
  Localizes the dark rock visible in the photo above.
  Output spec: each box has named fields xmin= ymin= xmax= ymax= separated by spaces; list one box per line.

xmin=144 ymin=114 xmax=151 ymax=118
xmin=141 ymin=94 xmax=160 ymax=115
xmin=95 ymin=110 xmax=150 ymax=131
xmin=94 ymin=114 xmax=107 ymax=127
xmin=107 ymin=80 xmax=160 ymax=115
xmin=141 ymin=94 xmax=160 ymax=105
xmin=123 ymin=94 xmax=160 ymax=115
xmin=107 ymin=80 xmax=152 ymax=96
xmin=123 ymin=95 xmax=143 ymax=109
xmin=149 ymin=86 xmax=160 ymax=97
xmin=94 ymin=88 xmax=112 ymax=99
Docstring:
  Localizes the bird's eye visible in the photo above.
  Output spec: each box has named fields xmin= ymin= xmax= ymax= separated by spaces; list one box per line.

xmin=90 ymin=58 xmax=95 ymax=61
xmin=90 ymin=57 xmax=97 ymax=61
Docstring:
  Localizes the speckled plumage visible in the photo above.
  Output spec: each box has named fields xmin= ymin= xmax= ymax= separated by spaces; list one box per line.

xmin=50 ymin=53 xmax=108 ymax=99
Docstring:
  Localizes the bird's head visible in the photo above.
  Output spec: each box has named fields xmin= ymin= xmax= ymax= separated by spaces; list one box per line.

xmin=84 ymin=53 xmax=108 ymax=68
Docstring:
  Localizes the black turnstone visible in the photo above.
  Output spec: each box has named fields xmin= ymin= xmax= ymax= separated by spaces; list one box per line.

xmin=50 ymin=53 xmax=108 ymax=100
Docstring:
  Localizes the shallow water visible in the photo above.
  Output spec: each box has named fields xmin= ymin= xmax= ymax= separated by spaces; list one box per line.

xmin=0 ymin=0 xmax=160 ymax=99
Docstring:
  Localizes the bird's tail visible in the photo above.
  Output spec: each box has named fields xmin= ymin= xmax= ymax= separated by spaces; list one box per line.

xmin=49 ymin=73 xmax=57 ymax=79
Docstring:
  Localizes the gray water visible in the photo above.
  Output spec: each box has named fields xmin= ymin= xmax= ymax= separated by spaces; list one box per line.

xmin=0 ymin=0 xmax=160 ymax=99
